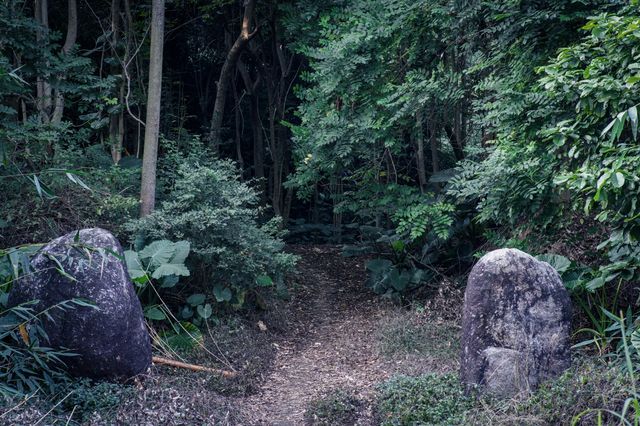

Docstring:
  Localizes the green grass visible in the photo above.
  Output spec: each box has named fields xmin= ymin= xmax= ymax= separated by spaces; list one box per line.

xmin=376 ymin=309 xmax=459 ymax=360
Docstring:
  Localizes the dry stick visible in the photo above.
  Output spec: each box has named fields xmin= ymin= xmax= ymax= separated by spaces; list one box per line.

xmin=152 ymin=356 xmax=237 ymax=378
xmin=0 ymin=390 xmax=39 ymax=418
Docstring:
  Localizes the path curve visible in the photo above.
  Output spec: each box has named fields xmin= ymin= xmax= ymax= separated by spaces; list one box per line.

xmin=242 ymin=246 xmax=393 ymax=425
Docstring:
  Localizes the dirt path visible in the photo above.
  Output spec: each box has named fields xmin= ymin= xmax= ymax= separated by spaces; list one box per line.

xmin=241 ymin=246 xmax=397 ymax=425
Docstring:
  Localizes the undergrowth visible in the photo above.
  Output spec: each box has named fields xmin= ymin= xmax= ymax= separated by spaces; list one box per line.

xmin=375 ymin=359 xmax=638 ymax=425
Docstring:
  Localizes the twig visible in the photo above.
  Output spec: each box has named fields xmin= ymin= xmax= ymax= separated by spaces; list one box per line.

xmin=65 ymin=405 xmax=77 ymax=426
xmin=34 ymin=391 xmax=74 ymax=425
xmin=0 ymin=390 xmax=39 ymax=418
xmin=151 ymin=356 xmax=237 ymax=378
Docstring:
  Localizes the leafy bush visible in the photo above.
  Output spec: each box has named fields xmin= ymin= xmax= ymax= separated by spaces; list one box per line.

xmin=127 ymin=160 xmax=297 ymax=307
xmin=376 ymin=373 xmax=473 ymax=425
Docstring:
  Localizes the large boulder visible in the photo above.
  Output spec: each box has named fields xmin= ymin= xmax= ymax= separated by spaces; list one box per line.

xmin=460 ymin=248 xmax=571 ymax=397
xmin=9 ymin=228 xmax=151 ymax=379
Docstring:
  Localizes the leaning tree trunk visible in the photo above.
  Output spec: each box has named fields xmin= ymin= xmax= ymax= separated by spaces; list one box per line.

xmin=139 ymin=0 xmax=165 ymax=217
xmin=208 ymin=0 xmax=256 ymax=151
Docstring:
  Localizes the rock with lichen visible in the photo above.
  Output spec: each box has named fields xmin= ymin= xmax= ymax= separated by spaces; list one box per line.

xmin=460 ymin=248 xmax=571 ymax=397
xmin=8 ymin=228 xmax=151 ymax=379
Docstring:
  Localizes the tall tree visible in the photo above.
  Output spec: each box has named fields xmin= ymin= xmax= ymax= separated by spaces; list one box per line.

xmin=139 ymin=0 xmax=165 ymax=217
xmin=208 ymin=0 xmax=256 ymax=150
xmin=51 ymin=0 xmax=77 ymax=124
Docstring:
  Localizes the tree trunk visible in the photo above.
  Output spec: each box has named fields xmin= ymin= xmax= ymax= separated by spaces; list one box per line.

xmin=231 ymin=75 xmax=244 ymax=175
xmin=35 ymin=0 xmax=52 ymax=122
xmin=139 ymin=0 xmax=165 ymax=217
xmin=51 ymin=0 xmax=77 ymax=124
xmin=109 ymin=0 xmax=124 ymax=163
xmin=251 ymin=95 xmax=265 ymax=190
xmin=444 ymin=124 xmax=464 ymax=161
xmin=208 ymin=0 xmax=256 ymax=150
xmin=415 ymin=110 xmax=427 ymax=192
xmin=430 ymin=122 xmax=440 ymax=176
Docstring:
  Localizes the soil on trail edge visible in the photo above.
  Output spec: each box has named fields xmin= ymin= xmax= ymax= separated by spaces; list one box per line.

xmin=240 ymin=245 xmax=452 ymax=425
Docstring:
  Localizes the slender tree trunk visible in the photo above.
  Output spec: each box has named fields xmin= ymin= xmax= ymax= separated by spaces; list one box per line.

xmin=415 ymin=110 xmax=427 ymax=192
xmin=231 ymin=76 xmax=244 ymax=175
xmin=430 ymin=121 xmax=440 ymax=176
xmin=35 ymin=0 xmax=51 ymax=122
xmin=109 ymin=0 xmax=124 ymax=163
xmin=444 ymin=124 xmax=464 ymax=161
xmin=268 ymin=95 xmax=282 ymax=216
xmin=51 ymin=0 xmax=77 ymax=124
xmin=208 ymin=0 xmax=256 ymax=150
xmin=139 ymin=0 xmax=165 ymax=217
xmin=251 ymin=95 xmax=265 ymax=188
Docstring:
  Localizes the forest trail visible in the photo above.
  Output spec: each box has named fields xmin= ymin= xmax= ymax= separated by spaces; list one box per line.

xmin=241 ymin=245 xmax=398 ymax=425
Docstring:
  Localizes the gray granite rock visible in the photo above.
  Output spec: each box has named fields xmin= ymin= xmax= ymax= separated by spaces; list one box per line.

xmin=460 ymin=248 xmax=572 ymax=397
xmin=9 ymin=228 xmax=151 ymax=379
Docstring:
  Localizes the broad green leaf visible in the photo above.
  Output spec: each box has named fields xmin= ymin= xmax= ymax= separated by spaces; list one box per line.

xmin=391 ymin=240 xmax=405 ymax=253
xmin=612 ymin=172 xmax=625 ymax=188
xmin=601 ymin=116 xmax=617 ymax=137
xmin=255 ymin=275 xmax=273 ymax=287
xmin=197 ymin=303 xmax=213 ymax=319
xmin=186 ymin=293 xmax=206 ymax=306
xmin=536 ymin=254 xmax=571 ymax=274
xmin=366 ymin=258 xmax=393 ymax=274
xmin=169 ymin=241 xmax=190 ymax=264
xmin=124 ymin=250 xmax=146 ymax=279
xmin=213 ymin=286 xmax=232 ymax=302
xmin=596 ymin=172 xmax=611 ymax=190
xmin=139 ymin=240 xmax=175 ymax=269
xmin=585 ymin=276 xmax=606 ymax=292
xmin=160 ymin=275 xmax=179 ymax=288
xmin=151 ymin=263 xmax=190 ymax=279
xmin=144 ymin=306 xmax=166 ymax=321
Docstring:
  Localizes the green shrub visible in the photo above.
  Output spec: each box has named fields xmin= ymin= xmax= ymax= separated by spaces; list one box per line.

xmin=305 ymin=389 xmax=362 ymax=425
xmin=376 ymin=373 xmax=473 ymax=425
xmin=127 ymin=159 xmax=297 ymax=306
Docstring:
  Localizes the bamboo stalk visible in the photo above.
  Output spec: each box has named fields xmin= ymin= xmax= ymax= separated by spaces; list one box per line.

xmin=151 ymin=356 xmax=237 ymax=378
